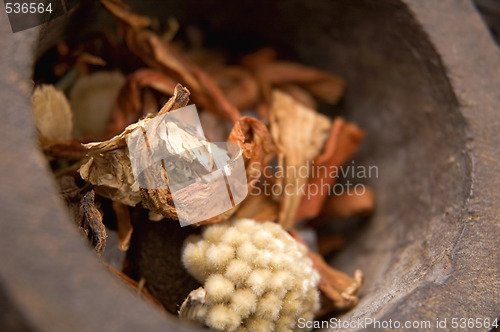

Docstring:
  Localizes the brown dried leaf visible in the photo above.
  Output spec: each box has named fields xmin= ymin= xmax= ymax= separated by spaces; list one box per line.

xmin=256 ymin=61 xmax=346 ymax=104
xmin=80 ymin=85 xmax=189 ymax=207
xmin=227 ymin=116 xmax=276 ymax=189
xmin=290 ymin=229 xmax=363 ymax=315
xmin=32 ymin=85 xmax=73 ymax=141
xmin=211 ymin=66 xmax=259 ymax=110
xmin=108 ymin=69 xmax=177 ymax=136
xmin=269 ymin=91 xmax=331 ymax=230
xmin=295 ymin=118 xmax=365 ymax=222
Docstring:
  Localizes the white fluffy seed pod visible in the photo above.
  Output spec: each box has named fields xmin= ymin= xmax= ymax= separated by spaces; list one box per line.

xmin=181 ymin=218 xmax=320 ymax=332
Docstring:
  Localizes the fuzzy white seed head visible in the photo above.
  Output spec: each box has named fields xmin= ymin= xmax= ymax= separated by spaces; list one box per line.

xmin=206 ymin=304 xmax=241 ymax=332
xmin=225 ymin=259 xmax=252 ymax=286
xmin=245 ymin=316 xmax=274 ymax=332
xmin=247 ymin=269 xmax=271 ymax=296
xmin=181 ymin=219 xmax=320 ymax=332
xmin=206 ymin=243 xmax=234 ymax=270
xmin=256 ymin=292 xmax=282 ymax=321
xmin=236 ymin=241 xmax=258 ymax=262
xmin=203 ymin=224 xmax=227 ymax=244
xmin=205 ymin=274 xmax=234 ymax=304
xmin=230 ymin=289 xmax=258 ymax=318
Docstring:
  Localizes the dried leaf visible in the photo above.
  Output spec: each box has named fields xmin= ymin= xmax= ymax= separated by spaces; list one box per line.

xmin=40 ymin=137 xmax=88 ymax=160
xmin=290 ymin=229 xmax=363 ymax=314
xmin=32 ymin=85 xmax=73 ymax=141
xmin=235 ymin=192 xmax=279 ymax=222
xmin=256 ymin=61 xmax=346 ymax=104
xmin=269 ymin=91 xmax=331 ymax=230
xmin=211 ymin=66 xmax=259 ymax=110
xmin=227 ymin=116 xmax=276 ymax=189
xmin=100 ymin=0 xmax=240 ymax=122
xmin=80 ymin=85 xmax=190 ymax=207
xmin=240 ymin=47 xmax=277 ymax=69
xmin=108 ymin=69 xmax=177 ymax=136
xmin=295 ymin=118 xmax=365 ymax=222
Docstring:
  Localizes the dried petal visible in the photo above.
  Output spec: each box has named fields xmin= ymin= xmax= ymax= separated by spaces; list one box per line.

xmin=32 ymin=85 xmax=73 ymax=141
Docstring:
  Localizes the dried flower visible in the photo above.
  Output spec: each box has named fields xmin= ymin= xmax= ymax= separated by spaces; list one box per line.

xmin=180 ymin=218 xmax=320 ymax=332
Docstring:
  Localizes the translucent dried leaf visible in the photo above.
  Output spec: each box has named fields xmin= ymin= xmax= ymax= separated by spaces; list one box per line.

xmin=32 ymin=85 xmax=73 ymax=141
xmin=80 ymin=85 xmax=190 ymax=207
xmin=269 ymin=90 xmax=331 ymax=230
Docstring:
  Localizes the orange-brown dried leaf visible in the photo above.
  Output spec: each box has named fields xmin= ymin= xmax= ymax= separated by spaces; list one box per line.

xmin=211 ymin=66 xmax=260 ymax=110
xmin=108 ymin=69 xmax=177 ymax=136
xmin=227 ymin=116 xmax=276 ymax=189
xmin=295 ymin=118 xmax=365 ymax=222
xmin=256 ymin=61 xmax=346 ymax=104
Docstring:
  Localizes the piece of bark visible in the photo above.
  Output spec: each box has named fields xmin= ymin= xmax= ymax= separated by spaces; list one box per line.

xmin=79 ymin=190 xmax=107 ymax=255
xmin=295 ymin=118 xmax=365 ymax=223
xmin=269 ymin=91 xmax=331 ymax=230
xmin=290 ymin=229 xmax=363 ymax=315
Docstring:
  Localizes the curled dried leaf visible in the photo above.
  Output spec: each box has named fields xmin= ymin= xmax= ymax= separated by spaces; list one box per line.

xmin=295 ymin=117 xmax=365 ymax=222
xmin=80 ymin=85 xmax=189 ymax=207
xmin=228 ymin=116 xmax=276 ymax=189
xmin=211 ymin=66 xmax=259 ymax=110
xmin=269 ymin=90 xmax=331 ymax=230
